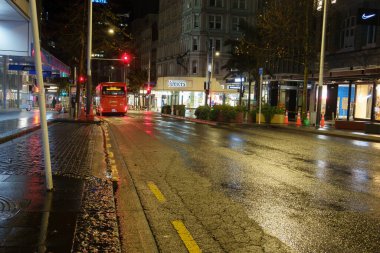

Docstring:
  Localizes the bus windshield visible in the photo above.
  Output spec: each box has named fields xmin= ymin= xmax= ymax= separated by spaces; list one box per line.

xmin=102 ymin=86 xmax=126 ymax=96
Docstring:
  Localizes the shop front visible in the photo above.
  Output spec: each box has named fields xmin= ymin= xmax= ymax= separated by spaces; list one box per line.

xmin=154 ymin=76 xmax=237 ymax=113
xmin=323 ymin=71 xmax=380 ymax=129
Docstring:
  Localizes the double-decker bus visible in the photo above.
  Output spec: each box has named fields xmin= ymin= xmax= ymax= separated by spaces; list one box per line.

xmin=95 ymin=82 xmax=128 ymax=115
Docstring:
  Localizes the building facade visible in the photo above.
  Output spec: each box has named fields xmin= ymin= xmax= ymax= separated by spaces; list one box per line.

xmin=0 ymin=0 xmax=70 ymax=111
xmin=154 ymin=0 xmax=259 ymax=110
xmin=322 ymin=0 xmax=380 ymax=123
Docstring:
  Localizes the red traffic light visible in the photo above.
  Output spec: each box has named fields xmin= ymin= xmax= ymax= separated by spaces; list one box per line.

xmin=79 ymin=76 xmax=85 ymax=83
xmin=121 ymin=53 xmax=130 ymax=64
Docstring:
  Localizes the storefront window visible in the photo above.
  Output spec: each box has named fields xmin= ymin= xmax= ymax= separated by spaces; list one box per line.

xmin=354 ymin=84 xmax=373 ymax=119
xmin=0 ymin=57 xmax=3 ymax=109
xmin=375 ymin=84 xmax=380 ymax=121
xmin=337 ymin=84 xmax=355 ymax=119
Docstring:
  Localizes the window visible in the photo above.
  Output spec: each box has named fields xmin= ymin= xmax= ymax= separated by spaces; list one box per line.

xmin=366 ymin=25 xmax=376 ymax=45
xmin=185 ymin=15 xmax=192 ymax=31
xmin=208 ymin=15 xmax=222 ymax=30
xmin=209 ymin=0 xmax=222 ymax=7
xmin=354 ymin=84 xmax=373 ymax=119
xmin=194 ymin=14 xmax=200 ymax=28
xmin=375 ymin=84 xmax=380 ymax=120
xmin=232 ymin=0 xmax=246 ymax=9
xmin=232 ymin=17 xmax=245 ymax=32
xmin=214 ymin=61 xmax=220 ymax=74
xmin=340 ymin=16 xmax=355 ymax=49
xmin=192 ymin=37 xmax=199 ymax=51
xmin=194 ymin=0 xmax=200 ymax=7
xmin=192 ymin=60 xmax=198 ymax=74
xmin=209 ymin=38 xmax=222 ymax=52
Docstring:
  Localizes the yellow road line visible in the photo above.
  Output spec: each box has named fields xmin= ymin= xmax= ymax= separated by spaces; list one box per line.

xmin=172 ymin=220 xmax=201 ymax=253
xmin=147 ymin=181 xmax=166 ymax=203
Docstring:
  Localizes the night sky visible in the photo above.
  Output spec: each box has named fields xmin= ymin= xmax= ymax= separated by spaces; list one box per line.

xmin=113 ymin=0 xmax=159 ymax=19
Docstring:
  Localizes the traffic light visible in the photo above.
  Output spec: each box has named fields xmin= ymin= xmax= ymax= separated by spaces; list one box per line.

xmin=147 ymin=86 xmax=151 ymax=95
xmin=121 ymin=53 xmax=130 ymax=64
xmin=78 ymin=76 xmax=85 ymax=83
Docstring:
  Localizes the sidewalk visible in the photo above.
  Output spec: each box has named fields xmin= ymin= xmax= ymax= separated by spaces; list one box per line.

xmin=0 ymin=111 xmax=121 ymax=252
xmin=163 ymin=114 xmax=380 ymax=143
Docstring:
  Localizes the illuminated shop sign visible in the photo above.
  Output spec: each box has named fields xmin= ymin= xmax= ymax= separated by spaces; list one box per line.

xmin=357 ymin=8 xmax=379 ymax=25
xmin=92 ymin=0 xmax=107 ymax=3
xmin=168 ymin=80 xmax=187 ymax=87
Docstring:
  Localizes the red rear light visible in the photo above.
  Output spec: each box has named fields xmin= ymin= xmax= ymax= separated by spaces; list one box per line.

xmin=100 ymin=107 xmax=103 ymax=112
xmin=125 ymin=106 xmax=128 ymax=112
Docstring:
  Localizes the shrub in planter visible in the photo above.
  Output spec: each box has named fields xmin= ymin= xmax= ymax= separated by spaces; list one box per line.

xmin=249 ymin=109 xmax=257 ymax=123
xmin=261 ymin=104 xmax=276 ymax=123
xmin=194 ymin=106 xmax=210 ymax=120
xmin=176 ymin=105 xmax=186 ymax=117
xmin=210 ymin=105 xmax=238 ymax=122
xmin=260 ymin=105 xmax=285 ymax=123
xmin=161 ymin=105 xmax=171 ymax=114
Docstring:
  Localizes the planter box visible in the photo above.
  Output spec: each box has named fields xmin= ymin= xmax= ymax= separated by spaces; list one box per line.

xmin=256 ymin=113 xmax=266 ymax=123
xmin=255 ymin=113 xmax=284 ymax=124
xmin=233 ymin=112 xmax=244 ymax=123
xmin=271 ymin=114 xmax=285 ymax=124
xmin=335 ymin=120 xmax=366 ymax=130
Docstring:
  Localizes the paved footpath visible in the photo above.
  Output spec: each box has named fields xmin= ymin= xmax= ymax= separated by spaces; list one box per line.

xmin=0 ymin=112 xmax=121 ymax=252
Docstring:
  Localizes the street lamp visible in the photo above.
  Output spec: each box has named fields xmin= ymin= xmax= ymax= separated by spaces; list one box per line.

xmin=205 ymin=47 xmax=219 ymax=106
xmin=316 ymin=0 xmax=336 ymax=128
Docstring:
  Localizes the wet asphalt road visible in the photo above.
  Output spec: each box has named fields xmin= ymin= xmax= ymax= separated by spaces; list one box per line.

xmin=108 ymin=111 xmax=380 ymax=253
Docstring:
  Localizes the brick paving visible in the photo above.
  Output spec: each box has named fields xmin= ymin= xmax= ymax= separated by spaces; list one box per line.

xmin=0 ymin=120 xmax=120 ymax=252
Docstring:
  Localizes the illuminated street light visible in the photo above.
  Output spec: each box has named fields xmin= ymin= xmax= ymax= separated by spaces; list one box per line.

xmin=205 ymin=47 xmax=220 ymax=106
xmin=108 ymin=28 xmax=114 ymax=34
xmin=316 ymin=0 xmax=337 ymax=128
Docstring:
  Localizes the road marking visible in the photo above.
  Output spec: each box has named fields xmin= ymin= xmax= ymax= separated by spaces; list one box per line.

xmin=108 ymin=151 xmax=114 ymax=158
xmin=172 ymin=220 xmax=201 ymax=253
xmin=106 ymin=143 xmax=111 ymax=148
xmin=147 ymin=181 xmax=166 ymax=203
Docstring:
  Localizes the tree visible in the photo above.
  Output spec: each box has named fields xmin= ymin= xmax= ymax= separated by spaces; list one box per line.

xmin=257 ymin=0 xmax=317 ymax=118
xmin=127 ymin=69 xmax=148 ymax=107
xmin=223 ymin=20 xmax=265 ymax=110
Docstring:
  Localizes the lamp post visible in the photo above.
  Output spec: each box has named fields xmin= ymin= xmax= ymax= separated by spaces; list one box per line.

xmin=86 ymin=0 xmax=93 ymax=117
xmin=205 ymin=47 xmax=219 ymax=106
xmin=316 ymin=0 xmax=336 ymax=127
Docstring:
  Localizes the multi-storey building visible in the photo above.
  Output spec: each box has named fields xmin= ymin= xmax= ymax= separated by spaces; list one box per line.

xmin=154 ymin=0 xmax=259 ymax=109
xmin=0 ymin=0 xmax=70 ymax=111
xmin=320 ymin=0 xmax=380 ymax=125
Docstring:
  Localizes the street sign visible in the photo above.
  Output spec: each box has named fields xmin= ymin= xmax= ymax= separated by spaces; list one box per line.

xmin=259 ymin=68 xmax=263 ymax=75
xmin=92 ymin=0 xmax=107 ymax=3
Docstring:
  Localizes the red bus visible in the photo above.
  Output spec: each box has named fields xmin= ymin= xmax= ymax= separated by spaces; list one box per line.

xmin=95 ymin=82 xmax=128 ymax=115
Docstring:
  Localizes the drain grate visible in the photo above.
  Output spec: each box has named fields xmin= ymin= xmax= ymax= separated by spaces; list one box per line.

xmin=0 ymin=196 xmax=20 ymax=220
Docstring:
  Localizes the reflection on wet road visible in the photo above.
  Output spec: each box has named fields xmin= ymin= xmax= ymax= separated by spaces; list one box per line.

xmin=114 ymin=112 xmax=380 ymax=253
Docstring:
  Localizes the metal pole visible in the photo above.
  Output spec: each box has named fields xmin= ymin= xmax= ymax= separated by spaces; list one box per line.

xmin=29 ymin=0 xmax=53 ymax=190
xmin=316 ymin=0 xmax=328 ymax=128
xmin=209 ymin=47 xmax=215 ymax=107
xmin=74 ymin=67 xmax=78 ymax=119
xmin=86 ymin=0 xmax=93 ymax=117
xmin=205 ymin=47 xmax=210 ymax=106
xmin=258 ymin=72 xmax=263 ymax=124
